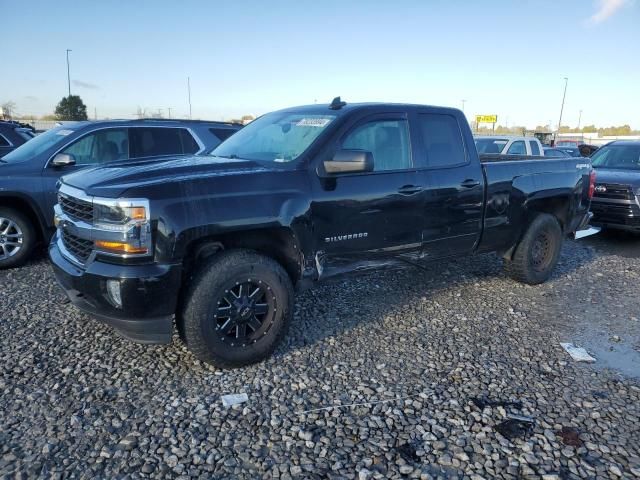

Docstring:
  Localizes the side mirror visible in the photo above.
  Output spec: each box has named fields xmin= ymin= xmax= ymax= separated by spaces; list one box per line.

xmin=51 ymin=153 xmax=76 ymax=167
xmin=323 ymin=149 xmax=374 ymax=174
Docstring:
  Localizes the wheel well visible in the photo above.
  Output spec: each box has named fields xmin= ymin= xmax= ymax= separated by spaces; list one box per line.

xmin=502 ymin=198 xmax=568 ymax=261
xmin=527 ymin=197 xmax=569 ymax=231
xmin=182 ymin=227 xmax=304 ymax=286
xmin=0 ymin=196 xmax=45 ymax=242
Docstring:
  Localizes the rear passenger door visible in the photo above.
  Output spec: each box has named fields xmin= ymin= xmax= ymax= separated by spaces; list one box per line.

xmin=128 ymin=127 xmax=201 ymax=159
xmin=413 ymin=111 xmax=484 ymax=258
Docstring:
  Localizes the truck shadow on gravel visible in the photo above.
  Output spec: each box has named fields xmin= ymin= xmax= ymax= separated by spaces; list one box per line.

xmin=275 ymin=242 xmax=599 ymax=361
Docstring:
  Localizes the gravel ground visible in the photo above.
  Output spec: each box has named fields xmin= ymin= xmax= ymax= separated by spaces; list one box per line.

xmin=1 ymin=238 xmax=639 ymax=479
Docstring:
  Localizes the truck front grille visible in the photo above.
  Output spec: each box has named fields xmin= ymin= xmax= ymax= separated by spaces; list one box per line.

xmin=61 ymin=230 xmax=94 ymax=263
xmin=58 ymin=193 xmax=93 ymax=222
xmin=593 ymin=183 xmax=635 ymax=201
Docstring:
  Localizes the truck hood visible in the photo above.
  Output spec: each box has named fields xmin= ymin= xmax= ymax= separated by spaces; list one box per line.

xmin=61 ymin=155 xmax=273 ymax=197
xmin=593 ymin=168 xmax=640 ymax=190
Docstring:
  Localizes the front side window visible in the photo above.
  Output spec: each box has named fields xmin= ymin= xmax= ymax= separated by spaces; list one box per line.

xmin=418 ymin=114 xmax=467 ymax=168
xmin=591 ymin=145 xmax=640 ymax=170
xmin=61 ymin=128 xmax=128 ymax=164
xmin=342 ymin=119 xmax=411 ymax=172
xmin=529 ymin=141 xmax=541 ymax=156
xmin=507 ymin=141 xmax=526 ymax=155
xmin=0 ymin=134 xmax=10 ymax=147
xmin=212 ymin=111 xmax=336 ymax=163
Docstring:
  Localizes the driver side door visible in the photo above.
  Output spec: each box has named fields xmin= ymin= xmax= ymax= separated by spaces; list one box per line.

xmin=310 ymin=113 xmax=424 ymax=278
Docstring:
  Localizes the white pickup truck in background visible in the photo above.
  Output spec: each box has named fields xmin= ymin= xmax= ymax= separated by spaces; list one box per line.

xmin=475 ymin=136 xmax=545 ymax=156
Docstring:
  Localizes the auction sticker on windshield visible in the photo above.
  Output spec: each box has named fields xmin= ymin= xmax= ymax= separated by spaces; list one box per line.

xmin=296 ymin=118 xmax=332 ymax=127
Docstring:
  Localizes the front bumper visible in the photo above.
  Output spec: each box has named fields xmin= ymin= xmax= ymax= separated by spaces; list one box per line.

xmin=590 ymin=199 xmax=640 ymax=232
xmin=49 ymin=236 xmax=182 ymax=344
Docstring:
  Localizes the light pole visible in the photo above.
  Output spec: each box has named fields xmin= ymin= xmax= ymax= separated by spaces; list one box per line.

xmin=461 ymin=99 xmax=466 ymax=112
xmin=66 ymin=49 xmax=72 ymax=98
xmin=556 ymin=77 xmax=568 ymax=143
xmin=577 ymin=109 xmax=582 ymax=130
xmin=187 ymin=77 xmax=192 ymax=119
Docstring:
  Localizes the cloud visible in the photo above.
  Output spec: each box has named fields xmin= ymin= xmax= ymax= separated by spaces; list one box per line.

xmin=23 ymin=95 xmax=38 ymax=101
xmin=73 ymin=79 xmax=99 ymax=90
xmin=585 ymin=0 xmax=630 ymax=25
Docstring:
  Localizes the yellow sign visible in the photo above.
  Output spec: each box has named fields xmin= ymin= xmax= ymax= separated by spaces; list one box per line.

xmin=476 ymin=115 xmax=498 ymax=124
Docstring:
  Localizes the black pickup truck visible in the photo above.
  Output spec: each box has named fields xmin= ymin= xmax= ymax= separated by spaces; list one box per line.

xmin=49 ymin=99 xmax=596 ymax=368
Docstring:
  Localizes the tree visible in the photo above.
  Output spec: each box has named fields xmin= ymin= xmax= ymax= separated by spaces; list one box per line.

xmin=55 ymin=95 xmax=88 ymax=121
xmin=1 ymin=101 xmax=16 ymax=119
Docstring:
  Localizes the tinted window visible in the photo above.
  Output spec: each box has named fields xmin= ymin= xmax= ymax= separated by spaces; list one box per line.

xmin=419 ymin=114 xmax=466 ymax=167
xmin=343 ymin=119 xmax=411 ymax=171
xmin=210 ymin=128 xmax=236 ymax=142
xmin=62 ymin=128 xmax=128 ymax=164
xmin=507 ymin=141 xmax=526 ymax=155
xmin=0 ymin=134 xmax=10 ymax=147
xmin=179 ymin=129 xmax=200 ymax=154
xmin=475 ymin=138 xmax=508 ymax=154
xmin=544 ymin=148 xmax=568 ymax=157
xmin=529 ymin=140 xmax=540 ymax=156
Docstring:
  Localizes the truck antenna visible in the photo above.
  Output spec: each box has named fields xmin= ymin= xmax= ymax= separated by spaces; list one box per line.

xmin=329 ymin=96 xmax=347 ymax=110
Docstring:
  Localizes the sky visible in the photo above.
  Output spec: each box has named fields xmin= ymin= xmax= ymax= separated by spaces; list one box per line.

xmin=2 ymin=0 xmax=639 ymax=128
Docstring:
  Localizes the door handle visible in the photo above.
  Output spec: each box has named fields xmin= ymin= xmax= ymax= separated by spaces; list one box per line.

xmin=460 ymin=179 xmax=480 ymax=188
xmin=397 ymin=185 xmax=423 ymax=195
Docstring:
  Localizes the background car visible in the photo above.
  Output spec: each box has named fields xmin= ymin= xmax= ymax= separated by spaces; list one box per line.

xmin=589 ymin=141 xmax=640 ymax=234
xmin=0 ymin=121 xmax=36 ymax=157
xmin=0 ymin=118 xmax=241 ymax=268
xmin=474 ymin=135 xmax=544 ymax=156
xmin=543 ymin=147 xmax=571 ymax=157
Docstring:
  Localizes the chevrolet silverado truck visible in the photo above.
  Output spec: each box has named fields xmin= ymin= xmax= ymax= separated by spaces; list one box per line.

xmin=49 ymin=99 xmax=596 ymax=368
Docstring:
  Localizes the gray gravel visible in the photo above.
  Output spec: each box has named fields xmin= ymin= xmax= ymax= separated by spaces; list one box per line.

xmin=1 ymin=238 xmax=639 ymax=479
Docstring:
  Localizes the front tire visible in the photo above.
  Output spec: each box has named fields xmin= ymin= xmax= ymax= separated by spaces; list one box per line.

xmin=0 ymin=207 xmax=36 ymax=269
xmin=180 ymin=249 xmax=294 ymax=368
xmin=505 ymin=213 xmax=563 ymax=285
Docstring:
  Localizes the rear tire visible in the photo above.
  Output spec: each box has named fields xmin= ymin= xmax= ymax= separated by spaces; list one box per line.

xmin=0 ymin=207 xmax=36 ymax=269
xmin=505 ymin=213 xmax=563 ymax=285
xmin=180 ymin=249 xmax=294 ymax=368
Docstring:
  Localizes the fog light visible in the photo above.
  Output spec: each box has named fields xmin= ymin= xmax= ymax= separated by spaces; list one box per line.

xmin=106 ymin=279 xmax=122 ymax=308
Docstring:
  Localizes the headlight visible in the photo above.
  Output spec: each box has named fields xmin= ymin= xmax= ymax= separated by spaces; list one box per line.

xmin=93 ymin=199 xmax=152 ymax=256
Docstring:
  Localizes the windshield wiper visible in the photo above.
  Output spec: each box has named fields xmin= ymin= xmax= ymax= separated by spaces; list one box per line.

xmin=216 ymin=154 xmax=241 ymax=159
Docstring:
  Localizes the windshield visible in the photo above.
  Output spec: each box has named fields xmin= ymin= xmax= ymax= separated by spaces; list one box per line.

xmin=1 ymin=126 xmax=75 ymax=163
xmin=212 ymin=111 xmax=336 ymax=163
xmin=591 ymin=144 xmax=640 ymax=170
xmin=474 ymin=138 xmax=508 ymax=154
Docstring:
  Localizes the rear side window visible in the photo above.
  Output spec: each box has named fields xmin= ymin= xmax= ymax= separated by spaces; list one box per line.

xmin=507 ymin=141 xmax=526 ymax=155
xmin=418 ymin=114 xmax=467 ymax=167
xmin=0 ymin=134 xmax=10 ymax=146
xmin=210 ymin=128 xmax=236 ymax=142
xmin=129 ymin=128 xmax=199 ymax=158
xmin=529 ymin=140 xmax=541 ymax=156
